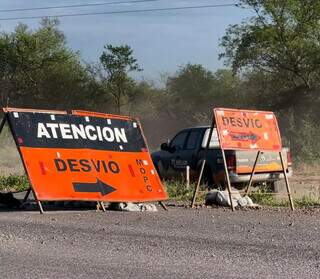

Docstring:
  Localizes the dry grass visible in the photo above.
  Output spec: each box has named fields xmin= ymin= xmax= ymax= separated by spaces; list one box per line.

xmin=0 ymin=146 xmax=24 ymax=175
xmin=0 ymin=129 xmax=24 ymax=175
xmin=293 ymin=162 xmax=320 ymax=175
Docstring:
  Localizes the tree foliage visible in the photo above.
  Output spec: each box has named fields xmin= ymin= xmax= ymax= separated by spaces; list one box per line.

xmin=0 ymin=18 xmax=89 ymax=109
xmin=100 ymin=44 xmax=141 ymax=113
xmin=220 ymin=0 xmax=320 ymax=89
xmin=165 ymin=64 xmax=241 ymax=125
xmin=220 ymin=0 xmax=320 ymax=161
xmin=0 ymin=17 xmax=319 ymax=162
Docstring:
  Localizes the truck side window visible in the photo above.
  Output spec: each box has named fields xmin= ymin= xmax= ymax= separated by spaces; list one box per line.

xmin=170 ymin=132 xmax=188 ymax=150
xmin=186 ymin=130 xmax=200 ymax=150
xmin=202 ymin=128 xmax=220 ymax=148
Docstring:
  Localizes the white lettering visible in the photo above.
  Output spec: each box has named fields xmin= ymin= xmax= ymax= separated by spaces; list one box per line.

xmin=115 ymin=128 xmax=128 ymax=143
xmin=37 ymin=123 xmax=51 ymax=138
xmin=46 ymin=123 xmax=59 ymax=138
xmin=102 ymin=127 xmax=115 ymax=142
xmin=96 ymin=126 xmax=103 ymax=141
xmin=59 ymin=124 xmax=73 ymax=139
xmin=71 ymin=124 xmax=86 ymax=139
xmin=37 ymin=122 xmax=127 ymax=143
xmin=85 ymin=125 xmax=97 ymax=140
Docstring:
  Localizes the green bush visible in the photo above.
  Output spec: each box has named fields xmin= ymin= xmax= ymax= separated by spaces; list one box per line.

xmin=164 ymin=180 xmax=205 ymax=202
xmin=0 ymin=174 xmax=30 ymax=192
xmin=249 ymin=185 xmax=320 ymax=208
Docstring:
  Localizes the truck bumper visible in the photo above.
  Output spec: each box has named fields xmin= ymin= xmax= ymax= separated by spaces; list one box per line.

xmin=228 ymin=168 xmax=293 ymax=184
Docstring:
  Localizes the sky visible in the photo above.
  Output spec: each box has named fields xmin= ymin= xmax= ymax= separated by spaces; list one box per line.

xmin=0 ymin=0 xmax=253 ymax=83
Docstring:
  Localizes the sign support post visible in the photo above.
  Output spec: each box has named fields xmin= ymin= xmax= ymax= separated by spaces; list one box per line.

xmin=191 ymin=120 xmax=215 ymax=208
xmin=279 ymin=151 xmax=294 ymax=211
xmin=192 ymin=108 xmax=294 ymax=211
xmin=0 ymin=111 xmax=44 ymax=214
xmin=191 ymin=118 xmax=235 ymax=210
xmin=22 ymin=188 xmax=32 ymax=203
xmin=159 ymin=201 xmax=168 ymax=211
xmin=6 ymin=111 xmax=44 ymax=214
xmin=221 ymin=149 xmax=235 ymax=211
xmin=96 ymin=201 xmax=106 ymax=212
xmin=0 ymin=114 xmax=7 ymax=134
xmin=244 ymin=151 xmax=261 ymax=196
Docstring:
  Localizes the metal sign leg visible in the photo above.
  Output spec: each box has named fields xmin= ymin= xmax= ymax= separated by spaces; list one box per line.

xmin=159 ymin=201 xmax=168 ymax=211
xmin=5 ymin=112 xmax=44 ymax=214
xmin=244 ymin=151 xmax=261 ymax=196
xmin=33 ymin=190 xmax=44 ymax=214
xmin=221 ymin=149 xmax=235 ymax=211
xmin=191 ymin=160 xmax=206 ymax=207
xmin=0 ymin=115 xmax=7 ymax=134
xmin=100 ymin=201 xmax=106 ymax=212
xmin=279 ymin=151 xmax=294 ymax=211
xmin=191 ymin=121 xmax=215 ymax=208
xmin=22 ymin=188 xmax=31 ymax=203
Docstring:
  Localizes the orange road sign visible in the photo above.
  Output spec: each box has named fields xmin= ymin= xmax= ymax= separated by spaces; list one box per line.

xmin=213 ymin=108 xmax=282 ymax=151
xmin=192 ymin=107 xmax=293 ymax=212
xmin=5 ymin=108 xmax=167 ymax=202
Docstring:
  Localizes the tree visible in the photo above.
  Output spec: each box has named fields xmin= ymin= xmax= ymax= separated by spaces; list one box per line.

xmin=0 ymin=18 xmax=90 ymax=109
xmin=220 ymin=0 xmax=320 ymax=90
xmin=99 ymin=44 xmax=142 ymax=114
xmin=219 ymin=0 xmax=320 ymax=161
xmin=165 ymin=64 xmax=216 ymax=125
xmin=165 ymin=64 xmax=241 ymax=125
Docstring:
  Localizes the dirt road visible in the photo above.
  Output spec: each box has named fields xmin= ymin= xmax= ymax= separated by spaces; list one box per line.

xmin=0 ymin=206 xmax=320 ymax=278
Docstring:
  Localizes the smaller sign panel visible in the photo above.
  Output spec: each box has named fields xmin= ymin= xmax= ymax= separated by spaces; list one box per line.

xmin=213 ymin=108 xmax=282 ymax=151
xmin=5 ymin=108 xmax=167 ymax=202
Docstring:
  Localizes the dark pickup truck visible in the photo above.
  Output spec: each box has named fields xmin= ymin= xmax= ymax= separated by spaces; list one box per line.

xmin=151 ymin=126 xmax=292 ymax=188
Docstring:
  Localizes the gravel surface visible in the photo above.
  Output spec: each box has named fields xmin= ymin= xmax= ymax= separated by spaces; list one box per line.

xmin=1 ymin=206 xmax=320 ymax=278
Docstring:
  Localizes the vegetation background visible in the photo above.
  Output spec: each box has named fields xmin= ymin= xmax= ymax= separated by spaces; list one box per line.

xmin=0 ymin=0 xmax=319 ymax=169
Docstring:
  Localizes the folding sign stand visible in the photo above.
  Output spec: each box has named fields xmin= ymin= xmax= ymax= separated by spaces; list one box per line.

xmin=0 ymin=113 xmax=44 ymax=214
xmin=191 ymin=119 xmax=235 ymax=211
xmin=191 ymin=108 xmax=294 ymax=211
xmin=243 ymin=150 xmax=294 ymax=211
xmin=0 ymin=108 xmax=168 ymax=214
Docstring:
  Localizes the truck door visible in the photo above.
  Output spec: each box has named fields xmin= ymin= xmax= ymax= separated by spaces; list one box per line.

xmin=168 ymin=131 xmax=189 ymax=173
xmin=183 ymin=129 xmax=201 ymax=169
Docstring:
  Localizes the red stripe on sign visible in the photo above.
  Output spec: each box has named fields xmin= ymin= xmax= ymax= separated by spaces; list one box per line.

xmin=39 ymin=162 xmax=46 ymax=175
xmin=128 ymin=164 xmax=135 ymax=177
xmin=273 ymin=145 xmax=280 ymax=150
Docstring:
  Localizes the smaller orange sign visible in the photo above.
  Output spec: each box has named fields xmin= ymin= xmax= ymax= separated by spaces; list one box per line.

xmin=213 ymin=108 xmax=282 ymax=151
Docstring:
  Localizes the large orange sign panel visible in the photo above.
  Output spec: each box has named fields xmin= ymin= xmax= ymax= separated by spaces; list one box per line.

xmin=5 ymin=108 xmax=167 ymax=202
xmin=213 ymin=108 xmax=282 ymax=151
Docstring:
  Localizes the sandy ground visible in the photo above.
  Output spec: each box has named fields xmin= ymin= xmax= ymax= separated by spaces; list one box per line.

xmin=1 ymin=205 xmax=320 ymax=279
